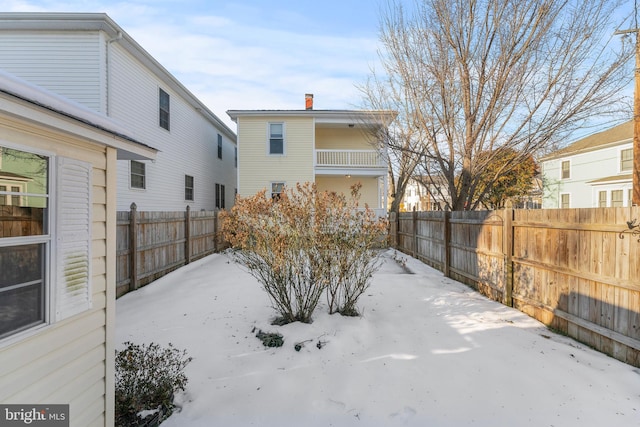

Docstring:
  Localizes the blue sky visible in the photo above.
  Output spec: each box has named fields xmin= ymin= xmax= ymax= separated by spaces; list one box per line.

xmin=1 ymin=0 xmax=637 ymax=133
xmin=1 ymin=0 xmax=386 ymax=129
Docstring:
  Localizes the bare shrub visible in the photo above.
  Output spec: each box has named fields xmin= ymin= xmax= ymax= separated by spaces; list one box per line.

xmin=221 ymin=182 xmax=387 ymax=323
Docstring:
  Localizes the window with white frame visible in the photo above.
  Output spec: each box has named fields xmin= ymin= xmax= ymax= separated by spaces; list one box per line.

xmin=268 ymin=123 xmax=284 ymax=155
xmin=620 ymin=148 xmax=633 ymax=172
xmin=130 ymin=160 xmax=146 ymax=189
xmin=561 ymin=160 xmax=570 ymax=179
xmin=560 ymin=193 xmax=570 ymax=208
xmin=0 ymin=145 xmax=92 ymax=341
xmin=598 ymin=191 xmax=607 ymax=207
xmin=185 ymin=175 xmax=194 ymax=201
xmin=159 ymin=88 xmax=170 ymax=131
xmin=217 ymin=134 xmax=223 ymax=160
xmin=611 ymin=189 xmax=624 ymax=207
xmin=630 ymin=189 xmax=634 ymax=206
xmin=271 ymin=182 xmax=285 ymax=200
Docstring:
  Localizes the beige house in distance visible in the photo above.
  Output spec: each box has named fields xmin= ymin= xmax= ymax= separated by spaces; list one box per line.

xmin=227 ymin=95 xmax=396 ymax=216
xmin=0 ymin=71 xmax=155 ymax=426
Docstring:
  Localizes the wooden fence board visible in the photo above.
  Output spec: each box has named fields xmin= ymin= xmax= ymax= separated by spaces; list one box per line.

xmin=116 ymin=207 xmax=220 ymax=297
xmin=391 ymin=206 xmax=640 ymax=367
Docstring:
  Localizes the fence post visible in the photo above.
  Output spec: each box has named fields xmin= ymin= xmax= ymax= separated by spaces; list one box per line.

xmin=503 ymin=207 xmax=514 ymax=307
xmin=129 ymin=202 xmax=138 ymax=291
xmin=185 ymin=205 xmax=191 ymax=264
xmin=443 ymin=210 xmax=451 ymax=277
xmin=214 ymin=209 xmax=219 ymax=252
xmin=412 ymin=207 xmax=418 ymax=258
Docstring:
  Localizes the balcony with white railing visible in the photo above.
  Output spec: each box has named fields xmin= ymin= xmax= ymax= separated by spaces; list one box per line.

xmin=315 ymin=149 xmax=386 ymax=173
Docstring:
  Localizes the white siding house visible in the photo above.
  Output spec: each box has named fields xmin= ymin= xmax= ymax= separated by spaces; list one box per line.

xmin=540 ymin=121 xmax=634 ymax=208
xmin=0 ymin=70 xmax=156 ymax=426
xmin=0 ymin=12 xmax=236 ymax=211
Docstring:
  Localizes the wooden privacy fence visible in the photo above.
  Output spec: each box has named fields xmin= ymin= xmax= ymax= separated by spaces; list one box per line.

xmin=116 ymin=204 xmax=222 ymax=297
xmin=390 ymin=207 xmax=640 ymax=367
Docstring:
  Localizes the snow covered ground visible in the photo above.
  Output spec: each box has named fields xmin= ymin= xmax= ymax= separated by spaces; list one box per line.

xmin=116 ymin=249 xmax=639 ymax=427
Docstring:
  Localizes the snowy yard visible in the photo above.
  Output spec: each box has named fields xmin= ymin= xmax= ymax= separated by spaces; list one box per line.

xmin=116 ymin=250 xmax=639 ymax=427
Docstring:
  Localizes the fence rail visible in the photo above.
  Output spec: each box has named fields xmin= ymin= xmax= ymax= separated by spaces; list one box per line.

xmin=116 ymin=204 xmax=222 ymax=297
xmin=389 ymin=207 xmax=640 ymax=367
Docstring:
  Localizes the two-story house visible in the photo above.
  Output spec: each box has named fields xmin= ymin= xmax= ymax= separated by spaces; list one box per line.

xmin=227 ymin=95 xmax=396 ymax=216
xmin=540 ymin=120 xmax=633 ymax=208
xmin=0 ymin=12 xmax=236 ymax=211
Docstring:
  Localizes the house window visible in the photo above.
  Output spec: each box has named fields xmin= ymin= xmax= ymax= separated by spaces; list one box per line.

xmin=561 ymin=160 xmax=570 ymax=179
xmin=269 ymin=123 xmax=284 ymax=155
xmin=234 ymin=147 xmax=238 ymax=168
xmin=215 ymin=183 xmax=225 ymax=209
xmin=598 ymin=191 xmax=607 ymax=207
xmin=271 ymin=182 xmax=285 ymax=200
xmin=1 ymin=146 xmax=92 ymax=342
xmin=130 ymin=160 xmax=146 ymax=189
xmin=620 ymin=148 xmax=633 ymax=172
xmin=611 ymin=189 xmax=623 ymax=207
xmin=185 ymin=175 xmax=194 ymax=201
xmin=560 ymin=193 xmax=570 ymax=208
xmin=217 ymin=134 xmax=223 ymax=159
xmin=0 ymin=146 xmax=48 ymax=340
xmin=630 ymin=189 xmax=634 ymax=207
xmin=159 ymin=88 xmax=170 ymax=131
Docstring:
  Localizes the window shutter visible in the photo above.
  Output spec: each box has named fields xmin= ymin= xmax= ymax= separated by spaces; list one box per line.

xmin=55 ymin=156 xmax=92 ymax=321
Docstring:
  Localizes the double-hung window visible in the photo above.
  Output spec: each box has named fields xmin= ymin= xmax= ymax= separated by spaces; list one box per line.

xmin=0 ymin=145 xmax=92 ymax=341
xmin=130 ymin=160 xmax=146 ymax=189
xmin=185 ymin=175 xmax=194 ymax=201
xmin=620 ymin=148 xmax=633 ymax=172
xmin=269 ymin=123 xmax=284 ymax=155
xmin=271 ymin=182 xmax=285 ymax=200
xmin=561 ymin=160 xmax=570 ymax=179
xmin=159 ymin=88 xmax=170 ymax=131
xmin=215 ymin=183 xmax=225 ymax=209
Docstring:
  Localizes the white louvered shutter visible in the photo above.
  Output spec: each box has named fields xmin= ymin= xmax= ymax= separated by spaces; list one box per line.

xmin=56 ymin=156 xmax=92 ymax=321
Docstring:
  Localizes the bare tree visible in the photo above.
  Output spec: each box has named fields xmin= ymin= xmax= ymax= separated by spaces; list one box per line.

xmin=364 ymin=0 xmax=634 ymax=211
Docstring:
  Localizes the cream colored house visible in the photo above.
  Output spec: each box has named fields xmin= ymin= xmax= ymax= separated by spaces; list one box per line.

xmin=0 ymin=71 xmax=155 ymax=425
xmin=227 ymin=96 xmax=396 ymax=216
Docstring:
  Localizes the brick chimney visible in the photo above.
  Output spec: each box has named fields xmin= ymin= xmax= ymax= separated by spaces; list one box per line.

xmin=305 ymin=93 xmax=313 ymax=110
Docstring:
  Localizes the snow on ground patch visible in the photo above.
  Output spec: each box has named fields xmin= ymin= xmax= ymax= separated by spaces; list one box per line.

xmin=116 ymin=250 xmax=640 ymax=427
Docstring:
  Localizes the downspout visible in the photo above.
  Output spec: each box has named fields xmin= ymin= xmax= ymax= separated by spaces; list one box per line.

xmin=106 ymin=32 xmax=123 ymax=116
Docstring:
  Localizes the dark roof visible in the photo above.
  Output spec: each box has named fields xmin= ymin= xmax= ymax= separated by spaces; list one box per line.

xmin=541 ymin=120 xmax=633 ymax=161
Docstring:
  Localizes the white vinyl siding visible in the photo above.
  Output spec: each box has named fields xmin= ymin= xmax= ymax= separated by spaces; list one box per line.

xmin=0 ymin=32 xmax=104 ymax=112
xmin=0 ymin=111 xmax=115 ymax=426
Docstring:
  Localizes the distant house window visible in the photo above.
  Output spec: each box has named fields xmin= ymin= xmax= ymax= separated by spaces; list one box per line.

xmin=269 ymin=123 xmax=284 ymax=155
xmin=217 ymin=134 xmax=223 ymax=159
xmin=621 ymin=148 xmax=633 ymax=172
xmin=130 ymin=161 xmax=146 ymax=189
xmin=598 ymin=191 xmax=607 ymax=208
xmin=560 ymin=193 xmax=570 ymax=208
xmin=215 ymin=183 xmax=225 ymax=209
xmin=611 ymin=189 xmax=623 ymax=207
xmin=159 ymin=88 xmax=170 ymax=131
xmin=271 ymin=182 xmax=285 ymax=200
xmin=185 ymin=175 xmax=194 ymax=201
xmin=561 ymin=160 xmax=570 ymax=179
xmin=0 ymin=185 xmax=5 ymax=205
xmin=234 ymin=147 xmax=238 ymax=168
xmin=630 ymin=189 xmax=634 ymax=207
